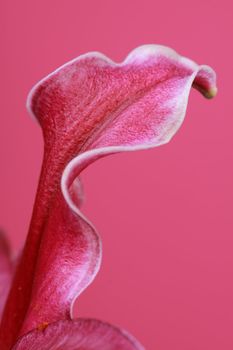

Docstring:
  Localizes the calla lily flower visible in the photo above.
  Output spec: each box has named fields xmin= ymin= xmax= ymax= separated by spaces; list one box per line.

xmin=0 ymin=45 xmax=217 ymax=349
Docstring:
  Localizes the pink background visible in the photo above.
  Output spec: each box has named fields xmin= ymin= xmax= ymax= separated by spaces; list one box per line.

xmin=0 ymin=1 xmax=232 ymax=349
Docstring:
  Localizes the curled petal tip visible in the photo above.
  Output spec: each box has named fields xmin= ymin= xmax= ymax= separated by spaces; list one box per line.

xmin=197 ymin=84 xmax=218 ymax=99
xmin=205 ymin=86 xmax=218 ymax=99
xmin=193 ymin=64 xmax=217 ymax=100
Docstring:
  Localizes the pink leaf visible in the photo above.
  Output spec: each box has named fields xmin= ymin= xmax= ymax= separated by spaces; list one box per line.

xmin=0 ymin=45 xmax=217 ymax=349
xmin=13 ymin=319 xmax=144 ymax=350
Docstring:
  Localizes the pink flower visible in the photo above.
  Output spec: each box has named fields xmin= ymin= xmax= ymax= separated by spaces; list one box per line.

xmin=0 ymin=45 xmax=217 ymax=349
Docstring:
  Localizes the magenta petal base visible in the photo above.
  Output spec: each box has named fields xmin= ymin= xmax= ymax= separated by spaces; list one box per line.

xmin=13 ymin=319 xmax=144 ymax=350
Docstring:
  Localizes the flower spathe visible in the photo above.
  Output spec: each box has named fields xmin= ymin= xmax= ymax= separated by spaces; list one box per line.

xmin=0 ymin=45 xmax=217 ymax=349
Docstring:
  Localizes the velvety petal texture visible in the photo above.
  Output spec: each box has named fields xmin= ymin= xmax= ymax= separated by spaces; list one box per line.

xmin=0 ymin=232 xmax=13 ymax=322
xmin=13 ymin=319 xmax=144 ymax=350
xmin=0 ymin=45 xmax=217 ymax=349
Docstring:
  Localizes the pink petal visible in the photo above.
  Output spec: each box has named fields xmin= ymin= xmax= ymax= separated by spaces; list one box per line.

xmin=0 ymin=232 xmax=13 ymax=321
xmin=0 ymin=45 xmax=217 ymax=348
xmin=19 ymin=188 xmax=102 ymax=335
xmin=13 ymin=319 xmax=144 ymax=350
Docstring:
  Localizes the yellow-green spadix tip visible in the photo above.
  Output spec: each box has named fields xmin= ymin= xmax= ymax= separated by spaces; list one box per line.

xmin=205 ymin=86 xmax=218 ymax=99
